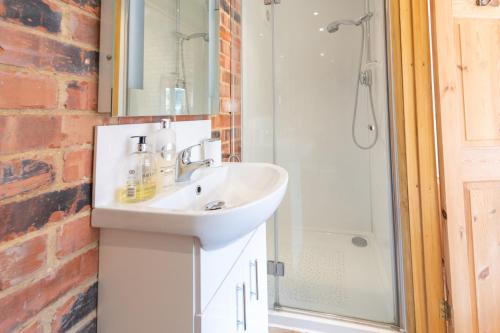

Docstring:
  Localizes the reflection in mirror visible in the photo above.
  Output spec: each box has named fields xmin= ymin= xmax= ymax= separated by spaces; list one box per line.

xmin=127 ymin=0 xmax=218 ymax=116
xmin=100 ymin=0 xmax=219 ymax=117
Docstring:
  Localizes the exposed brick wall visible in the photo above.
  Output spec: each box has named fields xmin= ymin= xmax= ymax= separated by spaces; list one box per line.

xmin=0 ymin=0 xmax=241 ymax=332
xmin=214 ymin=0 xmax=241 ymax=160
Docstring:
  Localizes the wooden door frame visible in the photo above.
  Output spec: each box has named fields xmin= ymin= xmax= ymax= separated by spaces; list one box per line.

xmin=388 ymin=0 xmax=446 ymax=332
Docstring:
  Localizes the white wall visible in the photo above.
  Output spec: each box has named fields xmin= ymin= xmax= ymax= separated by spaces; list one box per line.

xmin=271 ymin=0 xmax=392 ymax=237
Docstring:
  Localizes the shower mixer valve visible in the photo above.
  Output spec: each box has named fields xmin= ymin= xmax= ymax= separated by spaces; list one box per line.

xmin=359 ymin=70 xmax=372 ymax=87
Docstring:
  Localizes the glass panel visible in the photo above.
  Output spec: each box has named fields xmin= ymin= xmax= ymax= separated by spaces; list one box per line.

xmin=126 ymin=0 xmax=219 ymax=116
xmin=240 ymin=0 xmax=275 ymax=308
xmin=242 ymin=0 xmax=399 ymax=326
xmin=272 ymin=0 xmax=397 ymax=324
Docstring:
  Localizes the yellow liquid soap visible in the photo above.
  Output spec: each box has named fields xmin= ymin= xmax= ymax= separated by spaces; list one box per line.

xmin=117 ymin=181 xmax=157 ymax=203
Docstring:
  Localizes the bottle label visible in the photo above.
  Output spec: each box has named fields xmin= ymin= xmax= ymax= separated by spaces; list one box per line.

xmin=127 ymin=185 xmax=136 ymax=198
xmin=127 ymin=169 xmax=137 ymax=198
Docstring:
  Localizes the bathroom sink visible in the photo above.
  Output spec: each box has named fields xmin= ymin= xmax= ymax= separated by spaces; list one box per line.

xmin=92 ymin=163 xmax=288 ymax=250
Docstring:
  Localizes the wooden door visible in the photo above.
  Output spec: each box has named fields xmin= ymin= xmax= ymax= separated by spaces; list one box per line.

xmin=431 ymin=1 xmax=500 ymax=332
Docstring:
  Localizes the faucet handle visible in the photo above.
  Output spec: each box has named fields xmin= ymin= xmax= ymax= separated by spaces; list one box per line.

xmin=179 ymin=143 xmax=202 ymax=164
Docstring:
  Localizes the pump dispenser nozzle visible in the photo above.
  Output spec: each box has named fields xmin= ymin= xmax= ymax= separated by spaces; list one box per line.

xmin=160 ymin=119 xmax=172 ymax=129
xmin=131 ymin=136 xmax=148 ymax=152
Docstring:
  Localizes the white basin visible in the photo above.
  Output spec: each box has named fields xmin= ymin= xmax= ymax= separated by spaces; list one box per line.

xmin=92 ymin=163 xmax=288 ymax=250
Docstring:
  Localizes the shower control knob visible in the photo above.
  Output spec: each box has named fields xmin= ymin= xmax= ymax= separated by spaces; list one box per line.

xmin=360 ymin=70 xmax=373 ymax=87
xmin=368 ymin=125 xmax=375 ymax=131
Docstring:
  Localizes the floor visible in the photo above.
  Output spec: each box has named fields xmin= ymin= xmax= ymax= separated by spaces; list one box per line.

xmin=269 ymin=229 xmax=395 ymax=324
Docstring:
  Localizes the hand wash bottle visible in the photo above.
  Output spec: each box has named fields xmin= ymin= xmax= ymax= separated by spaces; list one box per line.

xmin=155 ymin=119 xmax=177 ymax=189
xmin=118 ymin=136 xmax=157 ymax=203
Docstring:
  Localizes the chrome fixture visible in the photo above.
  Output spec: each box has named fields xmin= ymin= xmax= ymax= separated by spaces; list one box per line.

xmin=326 ymin=12 xmax=373 ymax=33
xmin=204 ymin=200 xmax=226 ymax=211
xmin=327 ymin=8 xmax=379 ymax=150
xmin=176 ymin=32 xmax=209 ymax=42
xmin=175 ymin=144 xmax=213 ymax=182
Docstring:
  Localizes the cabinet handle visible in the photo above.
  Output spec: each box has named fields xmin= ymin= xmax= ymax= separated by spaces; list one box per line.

xmin=236 ymin=283 xmax=247 ymax=331
xmin=249 ymin=260 xmax=259 ymax=301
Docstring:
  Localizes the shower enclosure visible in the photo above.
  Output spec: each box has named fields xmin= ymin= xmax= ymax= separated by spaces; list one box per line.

xmin=242 ymin=0 xmax=403 ymax=331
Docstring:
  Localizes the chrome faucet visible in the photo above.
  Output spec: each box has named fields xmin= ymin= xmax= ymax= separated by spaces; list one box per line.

xmin=175 ymin=144 xmax=213 ymax=182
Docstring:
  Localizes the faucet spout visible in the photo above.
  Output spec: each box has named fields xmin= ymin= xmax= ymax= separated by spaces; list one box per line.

xmin=175 ymin=144 xmax=213 ymax=182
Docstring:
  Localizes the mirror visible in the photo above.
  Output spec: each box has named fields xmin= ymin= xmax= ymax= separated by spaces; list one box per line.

xmin=98 ymin=0 xmax=220 ymax=117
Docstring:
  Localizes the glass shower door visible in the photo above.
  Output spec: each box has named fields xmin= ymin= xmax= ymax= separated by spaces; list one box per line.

xmin=271 ymin=0 xmax=398 ymax=325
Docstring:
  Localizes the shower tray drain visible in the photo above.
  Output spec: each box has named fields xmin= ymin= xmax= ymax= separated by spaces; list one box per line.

xmin=352 ymin=236 xmax=368 ymax=248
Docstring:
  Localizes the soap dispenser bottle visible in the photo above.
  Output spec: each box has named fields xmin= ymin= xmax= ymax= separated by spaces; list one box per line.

xmin=155 ymin=119 xmax=177 ymax=188
xmin=118 ymin=135 xmax=157 ymax=203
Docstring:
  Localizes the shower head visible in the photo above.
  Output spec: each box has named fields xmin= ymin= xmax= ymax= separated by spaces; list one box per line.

xmin=176 ymin=32 xmax=209 ymax=42
xmin=326 ymin=12 xmax=373 ymax=33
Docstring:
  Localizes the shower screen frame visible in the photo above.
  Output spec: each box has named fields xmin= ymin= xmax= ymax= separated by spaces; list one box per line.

xmin=265 ymin=0 xmax=409 ymax=331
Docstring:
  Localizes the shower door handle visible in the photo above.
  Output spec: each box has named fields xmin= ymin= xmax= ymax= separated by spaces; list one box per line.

xmin=249 ymin=260 xmax=259 ymax=301
xmin=236 ymin=283 xmax=247 ymax=331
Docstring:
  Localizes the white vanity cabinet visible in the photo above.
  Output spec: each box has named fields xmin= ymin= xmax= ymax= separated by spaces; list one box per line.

xmin=93 ymin=123 xmax=287 ymax=333
xmin=200 ymin=224 xmax=268 ymax=333
xmin=97 ymin=224 xmax=268 ymax=333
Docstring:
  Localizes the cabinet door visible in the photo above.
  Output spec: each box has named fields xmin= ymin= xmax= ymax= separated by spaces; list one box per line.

xmin=200 ymin=224 xmax=268 ymax=333
xmin=200 ymin=258 xmax=245 ymax=333
xmin=243 ymin=224 xmax=268 ymax=333
xmin=200 ymin=241 xmax=251 ymax=333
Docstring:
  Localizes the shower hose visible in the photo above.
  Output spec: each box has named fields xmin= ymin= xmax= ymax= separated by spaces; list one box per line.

xmin=352 ymin=22 xmax=378 ymax=150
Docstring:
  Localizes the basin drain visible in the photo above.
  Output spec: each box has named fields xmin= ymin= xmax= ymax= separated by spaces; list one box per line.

xmin=352 ymin=236 xmax=368 ymax=248
xmin=204 ymin=200 xmax=226 ymax=211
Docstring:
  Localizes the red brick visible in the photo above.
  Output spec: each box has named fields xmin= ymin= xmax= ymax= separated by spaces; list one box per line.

xmin=56 ymin=215 xmax=98 ymax=258
xmin=0 ymin=115 xmax=63 ymax=154
xmin=219 ymin=54 xmax=230 ymax=71
xmin=60 ymin=0 xmax=100 ymax=16
xmin=65 ymin=10 xmax=99 ymax=48
xmin=117 ymin=116 xmax=153 ymax=124
xmin=0 ymin=235 xmax=47 ymax=291
xmin=61 ymin=115 xmax=110 ymax=147
xmin=63 ymin=149 xmax=93 ymax=182
xmin=174 ymin=115 xmax=208 ymax=122
xmin=220 ymin=26 xmax=231 ymax=43
xmin=65 ymin=80 xmax=98 ymax=111
xmin=0 ymin=0 xmax=62 ymax=33
xmin=0 ymin=25 xmax=98 ymax=75
xmin=0 ymin=248 xmax=98 ymax=333
xmin=220 ymin=39 xmax=230 ymax=57
xmin=0 ymin=183 xmax=91 ymax=242
xmin=51 ymin=282 xmax=97 ymax=332
xmin=220 ymin=11 xmax=230 ymax=29
xmin=20 ymin=321 xmax=43 ymax=333
xmin=211 ymin=114 xmax=230 ymax=130
xmin=0 ymin=156 xmax=56 ymax=200
xmin=0 ymin=71 xmax=58 ymax=109
xmin=220 ymin=83 xmax=230 ymax=98
xmin=221 ymin=70 xmax=231 ymax=85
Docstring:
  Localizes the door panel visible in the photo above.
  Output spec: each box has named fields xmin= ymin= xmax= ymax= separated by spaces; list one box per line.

xmin=431 ymin=0 xmax=500 ymax=332
xmin=457 ymin=20 xmax=500 ymax=143
xmin=466 ymin=183 xmax=500 ymax=333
